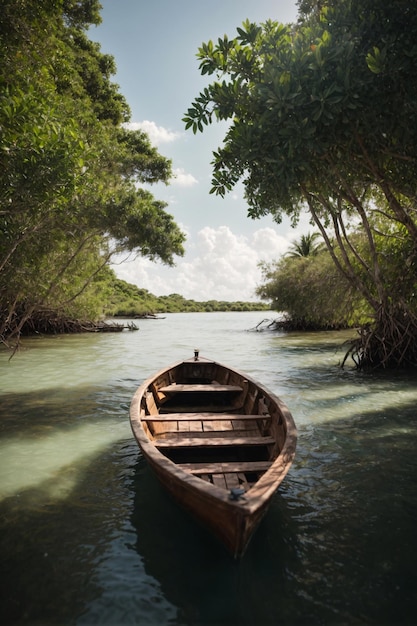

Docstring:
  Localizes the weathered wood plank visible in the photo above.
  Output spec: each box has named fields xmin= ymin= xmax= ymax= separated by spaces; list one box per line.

xmin=177 ymin=461 xmax=272 ymax=475
xmin=154 ymin=435 xmax=275 ymax=448
xmin=158 ymin=383 xmax=243 ymax=393
xmin=159 ymin=404 xmax=240 ymax=413
xmin=203 ymin=419 xmax=232 ymax=432
xmin=224 ymin=473 xmax=241 ymax=489
xmin=192 ymin=420 xmax=203 ymax=432
xmin=142 ymin=413 xmax=269 ymax=422
xmin=237 ymin=472 xmax=250 ymax=490
xmin=159 ymin=428 xmax=258 ymax=439
xmin=212 ymin=473 xmax=227 ymax=488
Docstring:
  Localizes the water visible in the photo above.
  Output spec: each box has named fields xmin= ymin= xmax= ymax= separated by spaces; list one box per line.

xmin=1 ymin=312 xmax=416 ymax=625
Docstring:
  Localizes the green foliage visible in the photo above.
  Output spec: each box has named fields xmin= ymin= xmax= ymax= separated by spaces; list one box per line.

xmin=352 ymin=218 xmax=417 ymax=318
xmin=286 ymin=232 xmax=323 ymax=258
xmin=62 ymin=29 xmax=131 ymax=124
xmin=257 ymin=218 xmax=417 ymax=333
xmin=184 ymin=2 xmax=417 ymax=220
xmin=62 ymin=0 xmax=102 ymax=28
xmin=101 ymin=272 xmax=270 ymax=316
xmin=0 ymin=0 xmax=186 ymax=342
xmin=257 ymin=251 xmax=364 ymax=329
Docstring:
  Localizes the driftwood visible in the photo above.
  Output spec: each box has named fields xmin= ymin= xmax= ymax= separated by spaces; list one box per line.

xmin=17 ymin=314 xmax=138 ymax=336
xmin=248 ymin=317 xmax=346 ymax=332
xmin=134 ymin=313 xmax=166 ymax=320
xmin=248 ymin=318 xmax=289 ymax=332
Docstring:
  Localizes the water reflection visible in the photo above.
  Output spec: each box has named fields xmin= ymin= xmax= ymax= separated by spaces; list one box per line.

xmin=129 ymin=457 xmax=300 ymax=626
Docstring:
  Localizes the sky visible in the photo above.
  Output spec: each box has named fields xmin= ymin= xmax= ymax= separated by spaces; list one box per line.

xmin=90 ymin=0 xmax=312 ymax=302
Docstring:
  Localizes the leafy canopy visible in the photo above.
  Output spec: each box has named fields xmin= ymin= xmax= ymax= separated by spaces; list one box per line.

xmin=184 ymin=0 xmax=417 ymax=225
xmin=0 ymin=0 xmax=185 ymax=340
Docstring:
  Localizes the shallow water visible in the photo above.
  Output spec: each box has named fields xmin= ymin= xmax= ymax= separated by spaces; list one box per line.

xmin=1 ymin=312 xmax=416 ymax=625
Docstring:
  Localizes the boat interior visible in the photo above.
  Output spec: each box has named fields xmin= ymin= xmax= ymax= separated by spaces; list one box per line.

xmin=139 ymin=358 xmax=287 ymax=494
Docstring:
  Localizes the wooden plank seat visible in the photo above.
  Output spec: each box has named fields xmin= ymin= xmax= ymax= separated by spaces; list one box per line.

xmin=154 ymin=435 xmax=275 ymax=448
xmin=177 ymin=460 xmax=272 ymax=475
xmin=158 ymin=383 xmax=243 ymax=394
xmin=142 ymin=412 xmax=271 ymax=422
xmin=159 ymin=404 xmax=241 ymax=414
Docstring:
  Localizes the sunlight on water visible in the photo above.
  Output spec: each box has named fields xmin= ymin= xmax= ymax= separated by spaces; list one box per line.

xmin=302 ymin=385 xmax=417 ymax=423
xmin=1 ymin=333 xmax=131 ymax=393
xmin=0 ymin=419 xmax=130 ymax=502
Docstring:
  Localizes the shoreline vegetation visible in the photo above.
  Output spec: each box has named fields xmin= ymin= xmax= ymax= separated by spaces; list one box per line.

xmin=12 ymin=277 xmax=271 ymax=338
xmin=4 ymin=273 xmax=361 ymax=341
xmin=103 ymin=276 xmax=271 ymax=318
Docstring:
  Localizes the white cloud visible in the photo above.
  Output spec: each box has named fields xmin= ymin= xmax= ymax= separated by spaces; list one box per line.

xmin=111 ymin=225 xmax=293 ymax=302
xmin=123 ymin=120 xmax=180 ymax=145
xmin=251 ymin=227 xmax=291 ymax=261
xmin=172 ymin=167 xmax=198 ymax=187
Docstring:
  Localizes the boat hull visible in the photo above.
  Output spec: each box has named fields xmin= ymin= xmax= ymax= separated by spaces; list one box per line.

xmin=143 ymin=441 xmax=271 ymax=557
xmin=130 ymin=355 xmax=297 ymax=557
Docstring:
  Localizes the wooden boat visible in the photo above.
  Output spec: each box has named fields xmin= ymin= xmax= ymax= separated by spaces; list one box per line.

xmin=129 ymin=351 xmax=297 ymax=558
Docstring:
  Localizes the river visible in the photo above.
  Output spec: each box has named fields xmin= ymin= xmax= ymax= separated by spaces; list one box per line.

xmin=1 ymin=311 xmax=416 ymax=625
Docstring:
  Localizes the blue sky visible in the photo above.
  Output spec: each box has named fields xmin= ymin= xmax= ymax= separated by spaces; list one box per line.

xmin=90 ymin=0 xmax=311 ymax=301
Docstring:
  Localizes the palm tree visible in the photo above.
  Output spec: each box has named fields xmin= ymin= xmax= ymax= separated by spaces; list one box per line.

xmin=286 ymin=232 xmax=322 ymax=258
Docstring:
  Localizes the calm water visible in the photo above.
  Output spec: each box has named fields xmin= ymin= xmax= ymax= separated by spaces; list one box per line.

xmin=1 ymin=312 xmax=416 ymax=625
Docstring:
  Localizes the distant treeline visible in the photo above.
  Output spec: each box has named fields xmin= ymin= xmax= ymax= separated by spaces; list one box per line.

xmin=105 ymin=275 xmax=270 ymax=316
